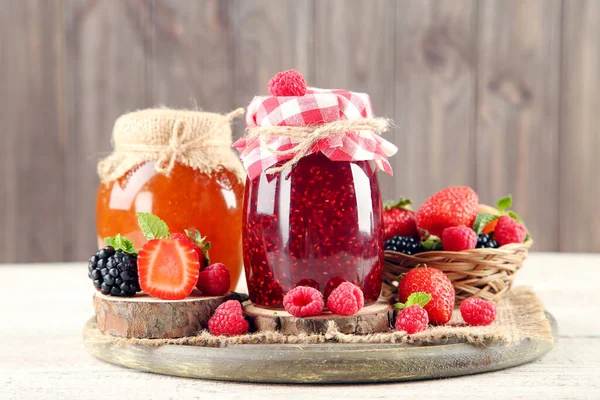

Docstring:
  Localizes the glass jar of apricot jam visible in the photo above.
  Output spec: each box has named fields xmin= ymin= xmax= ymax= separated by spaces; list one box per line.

xmin=235 ymin=87 xmax=396 ymax=309
xmin=96 ymin=109 xmax=245 ymax=290
xmin=242 ymin=153 xmax=384 ymax=308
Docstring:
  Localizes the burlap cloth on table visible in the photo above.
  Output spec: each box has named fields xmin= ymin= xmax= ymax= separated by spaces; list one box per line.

xmin=87 ymin=286 xmax=553 ymax=347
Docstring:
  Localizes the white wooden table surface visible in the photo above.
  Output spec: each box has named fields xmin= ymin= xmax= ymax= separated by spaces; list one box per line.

xmin=1 ymin=253 xmax=599 ymax=400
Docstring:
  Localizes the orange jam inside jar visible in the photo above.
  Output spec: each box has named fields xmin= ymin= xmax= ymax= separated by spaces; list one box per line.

xmin=96 ymin=109 xmax=246 ymax=290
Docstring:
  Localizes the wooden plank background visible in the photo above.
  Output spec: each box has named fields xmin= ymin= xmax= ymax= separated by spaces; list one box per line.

xmin=1 ymin=0 xmax=598 ymax=262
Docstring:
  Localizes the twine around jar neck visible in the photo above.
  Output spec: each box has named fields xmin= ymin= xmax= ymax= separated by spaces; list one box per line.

xmin=116 ymin=108 xmax=245 ymax=176
xmin=246 ymin=117 xmax=391 ymax=174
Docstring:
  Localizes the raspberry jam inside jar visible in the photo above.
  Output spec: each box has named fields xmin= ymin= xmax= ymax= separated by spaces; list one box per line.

xmin=243 ymin=152 xmax=384 ymax=308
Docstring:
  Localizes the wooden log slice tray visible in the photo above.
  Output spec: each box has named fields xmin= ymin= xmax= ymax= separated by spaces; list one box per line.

xmin=244 ymin=300 xmax=394 ymax=335
xmin=93 ymin=290 xmax=243 ymax=339
xmin=83 ymin=312 xmax=557 ymax=384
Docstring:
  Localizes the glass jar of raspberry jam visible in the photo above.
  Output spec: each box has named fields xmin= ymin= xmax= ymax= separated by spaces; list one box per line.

xmin=235 ymin=87 xmax=397 ymax=309
xmin=242 ymin=152 xmax=384 ymax=308
xmin=96 ymin=109 xmax=245 ymax=290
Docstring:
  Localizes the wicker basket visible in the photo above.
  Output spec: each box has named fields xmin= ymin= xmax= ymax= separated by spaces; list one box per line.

xmin=382 ymin=240 xmax=533 ymax=304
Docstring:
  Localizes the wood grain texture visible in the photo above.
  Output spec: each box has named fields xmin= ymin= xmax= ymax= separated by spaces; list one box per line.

xmin=244 ymin=300 xmax=393 ymax=335
xmin=150 ymin=0 xmax=234 ymax=112
xmin=94 ymin=291 xmax=241 ymax=338
xmin=62 ymin=0 xmax=152 ymax=261
xmin=1 ymin=1 xmax=600 ymax=260
xmin=82 ymin=315 xmax=555 ymax=383
xmin=2 ymin=338 xmax=597 ymax=399
xmin=0 ymin=0 xmax=66 ymax=263
xmin=230 ymin=0 xmax=313 ymax=140
xmin=392 ymin=0 xmax=477 ymax=205
xmin=559 ymin=1 xmax=600 ymax=252
xmin=313 ymin=0 xmax=397 ymax=201
xmin=476 ymin=0 xmax=561 ymax=251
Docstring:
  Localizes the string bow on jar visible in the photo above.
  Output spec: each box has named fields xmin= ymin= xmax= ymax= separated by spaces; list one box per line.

xmin=98 ymin=108 xmax=245 ymax=183
xmin=234 ymin=87 xmax=398 ymax=179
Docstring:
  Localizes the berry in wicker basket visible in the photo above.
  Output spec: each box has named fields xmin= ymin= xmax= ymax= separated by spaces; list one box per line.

xmin=383 ymin=240 xmax=533 ymax=303
xmin=382 ymin=188 xmax=532 ymax=305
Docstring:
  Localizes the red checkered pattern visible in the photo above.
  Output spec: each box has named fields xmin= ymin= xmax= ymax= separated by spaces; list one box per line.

xmin=233 ymin=87 xmax=398 ymax=180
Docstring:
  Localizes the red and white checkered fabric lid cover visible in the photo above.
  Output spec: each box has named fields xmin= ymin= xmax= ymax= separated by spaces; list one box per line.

xmin=233 ymin=87 xmax=398 ymax=180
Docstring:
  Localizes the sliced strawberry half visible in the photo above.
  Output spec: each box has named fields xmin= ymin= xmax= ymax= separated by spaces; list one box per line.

xmin=137 ymin=238 xmax=200 ymax=300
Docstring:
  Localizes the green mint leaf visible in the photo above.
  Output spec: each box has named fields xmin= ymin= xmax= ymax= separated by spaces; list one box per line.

xmin=497 ymin=195 xmax=512 ymax=211
xmin=395 ymin=292 xmax=432 ymax=311
xmin=104 ymin=234 xmax=138 ymax=254
xmin=473 ymin=213 xmax=500 ymax=234
xmin=405 ymin=292 xmax=432 ymax=307
xmin=137 ymin=212 xmax=170 ymax=240
xmin=104 ymin=236 xmax=116 ymax=247
xmin=507 ymin=210 xmax=524 ymax=224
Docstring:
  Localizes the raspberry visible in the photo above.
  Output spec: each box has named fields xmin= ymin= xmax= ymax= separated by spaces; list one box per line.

xmin=283 ymin=286 xmax=324 ymax=317
xmin=208 ymin=300 xmax=249 ymax=336
xmin=326 ymin=282 xmax=364 ymax=316
xmin=395 ymin=305 xmax=429 ymax=334
xmin=197 ymin=263 xmax=231 ymax=296
xmin=460 ymin=298 xmax=496 ymax=326
xmin=441 ymin=226 xmax=477 ymax=251
xmin=268 ymin=70 xmax=307 ymax=96
xmin=494 ymin=215 xmax=527 ymax=246
xmin=323 ymin=276 xmax=346 ymax=302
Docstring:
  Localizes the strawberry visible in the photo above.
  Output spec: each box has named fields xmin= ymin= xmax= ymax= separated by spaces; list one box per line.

xmin=170 ymin=230 xmax=211 ymax=270
xmin=383 ymin=198 xmax=418 ymax=239
xmin=416 ymin=186 xmax=479 ymax=237
xmin=137 ymin=238 xmax=200 ymax=300
xmin=398 ymin=266 xmax=455 ymax=325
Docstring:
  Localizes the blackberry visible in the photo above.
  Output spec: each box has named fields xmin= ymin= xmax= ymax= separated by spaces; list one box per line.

xmin=476 ymin=233 xmax=499 ymax=249
xmin=87 ymin=246 xmax=141 ymax=297
xmin=384 ymin=236 xmax=424 ymax=255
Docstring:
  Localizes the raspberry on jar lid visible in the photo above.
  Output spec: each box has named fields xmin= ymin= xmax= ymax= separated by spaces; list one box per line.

xmin=268 ymin=69 xmax=307 ymax=96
